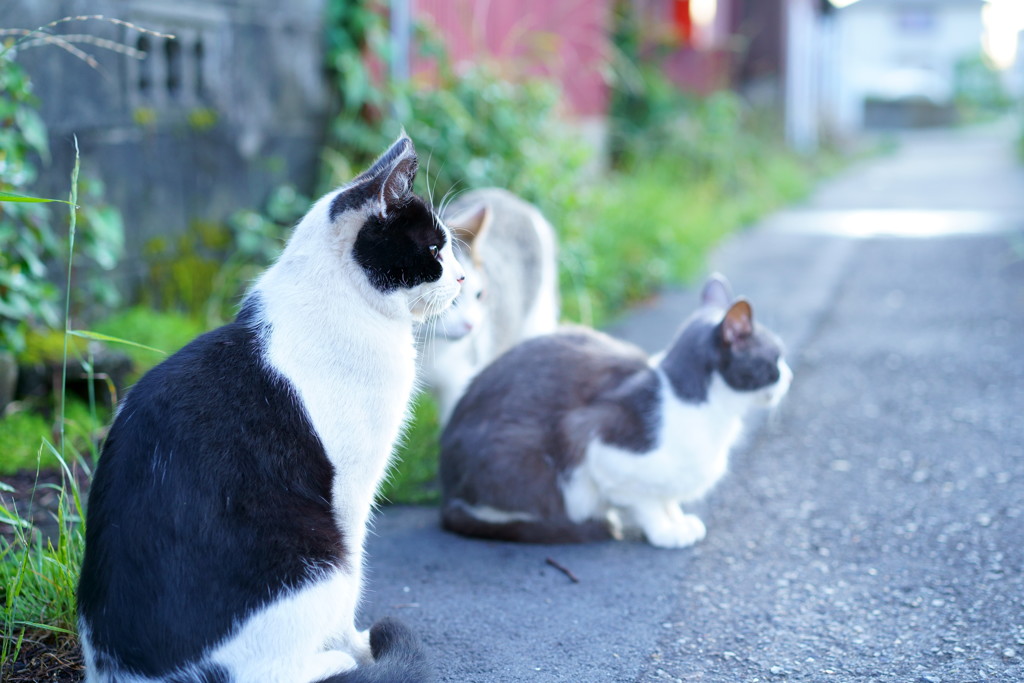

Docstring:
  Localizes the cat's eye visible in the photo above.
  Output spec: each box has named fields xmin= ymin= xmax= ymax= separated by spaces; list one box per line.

xmin=476 ymin=290 xmax=484 ymax=300
xmin=429 ymin=245 xmax=441 ymax=260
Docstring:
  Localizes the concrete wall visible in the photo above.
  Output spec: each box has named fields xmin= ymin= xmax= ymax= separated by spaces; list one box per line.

xmin=8 ymin=0 xmax=328 ymax=290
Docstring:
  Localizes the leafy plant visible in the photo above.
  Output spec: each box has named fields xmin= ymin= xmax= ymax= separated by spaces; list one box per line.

xmin=321 ymin=1 xmax=591 ymax=211
xmin=1 ymin=26 xmax=127 ymax=354
xmin=0 ymin=56 xmax=61 ymax=354
xmin=1 ymin=136 xmax=87 ymax=682
xmin=140 ymin=183 xmax=303 ymax=327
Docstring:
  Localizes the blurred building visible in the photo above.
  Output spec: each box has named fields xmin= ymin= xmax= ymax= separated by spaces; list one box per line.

xmin=622 ymin=0 xmax=837 ymax=151
xmin=402 ymin=0 xmax=841 ymax=152
xmin=833 ymin=0 xmax=987 ymax=130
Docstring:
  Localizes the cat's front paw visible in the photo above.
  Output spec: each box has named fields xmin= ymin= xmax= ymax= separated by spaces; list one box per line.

xmin=644 ymin=513 xmax=706 ymax=549
xmin=353 ymin=628 xmax=373 ymax=665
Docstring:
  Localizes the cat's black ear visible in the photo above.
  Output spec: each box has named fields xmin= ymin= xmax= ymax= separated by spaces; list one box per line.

xmin=701 ymin=273 xmax=733 ymax=309
xmin=367 ymin=133 xmax=419 ymax=218
xmin=329 ymin=134 xmax=419 ymax=222
xmin=721 ymin=299 xmax=754 ymax=346
xmin=447 ymin=203 xmax=492 ymax=248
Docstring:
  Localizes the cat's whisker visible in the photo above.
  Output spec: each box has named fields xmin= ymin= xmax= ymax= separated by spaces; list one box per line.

xmin=423 ymin=151 xmax=437 ymax=214
xmin=437 ymin=184 xmax=466 ymax=224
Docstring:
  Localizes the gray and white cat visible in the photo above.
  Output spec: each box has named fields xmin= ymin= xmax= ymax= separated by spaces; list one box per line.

xmin=78 ymin=135 xmax=462 ymax=682
xmin=439 ymin=274 xmax=791 ymax=548
xmin=418 ymin=188 xmax=559 ymax=422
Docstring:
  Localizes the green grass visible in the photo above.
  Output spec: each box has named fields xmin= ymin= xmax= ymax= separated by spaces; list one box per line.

xmin=1 ymin=445 xmax=87 ymax=673
xmin=380 ymin=396 xmax=444 ymax=505
xmin=0 ymin=307 xmax=204 ymax=478
xmin=556 ymin=151 xmax=814 ymax=328
xmin=91 ymin=306 xmax=206 ymax=380
xmin=0 ymin=400 xmax=105 ymax=476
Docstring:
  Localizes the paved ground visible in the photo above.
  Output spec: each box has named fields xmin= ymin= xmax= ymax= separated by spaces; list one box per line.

xmin=361 ymin=121 xmax=1024 ymax=682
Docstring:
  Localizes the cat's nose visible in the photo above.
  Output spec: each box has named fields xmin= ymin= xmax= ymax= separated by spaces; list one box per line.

xmin=456 ymin=273 xmax=466 ymax=284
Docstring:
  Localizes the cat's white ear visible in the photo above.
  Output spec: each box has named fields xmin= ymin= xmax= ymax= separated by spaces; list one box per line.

xmin=701 ymin=273 xmax=733 ymax=309
xmin=447 ymin=203 xmax=493 ymax=248
xmin=366 ymin=134 xmax=418 ymax=218
xmin=721 ymin=299 xmax=754 ymax=346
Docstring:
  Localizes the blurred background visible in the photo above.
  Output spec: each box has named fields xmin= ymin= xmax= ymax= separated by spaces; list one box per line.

xmin=1 ymin=0 xmax=1022 ymax=490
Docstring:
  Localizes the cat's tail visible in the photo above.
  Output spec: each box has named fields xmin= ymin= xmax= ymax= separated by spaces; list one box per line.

xmin=442 ymin=499 xmax=613 ymax=544
xmin=321 ymin=618 xmax=432 ymax=683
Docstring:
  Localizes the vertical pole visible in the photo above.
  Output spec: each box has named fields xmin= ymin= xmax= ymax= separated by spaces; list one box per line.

xmin=390 ymin=0 xmax=412 ymax=83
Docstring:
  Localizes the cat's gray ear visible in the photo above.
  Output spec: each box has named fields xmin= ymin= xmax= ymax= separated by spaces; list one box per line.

xmin=447 ymin=203 xmax=492 ymax=248
xmin=721 ymin=299 xmax=754 ymax=346
xmin=701 ymin=273 xmax=733 ymax=309
xmin=366 ymin=133 xmax=418 ymax=218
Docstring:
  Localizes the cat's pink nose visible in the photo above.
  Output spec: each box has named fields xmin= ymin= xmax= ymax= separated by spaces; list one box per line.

xmin=456 ymin=274 xmax=466 ymax=283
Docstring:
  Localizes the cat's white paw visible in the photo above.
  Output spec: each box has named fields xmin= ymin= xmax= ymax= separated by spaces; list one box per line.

xmin=324 ymin=627 xmax=373 ymax=666
xmin=643 ymin=512 xmax=706 ymax=549
xmin=295 ymin=650 xmax=359 ymax=682
xmin=353 ymin=628 xmax=373 ymax=665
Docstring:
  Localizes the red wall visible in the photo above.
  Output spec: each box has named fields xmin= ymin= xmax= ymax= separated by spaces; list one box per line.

xmin=412 ymin=0 xmax=613 ymax=118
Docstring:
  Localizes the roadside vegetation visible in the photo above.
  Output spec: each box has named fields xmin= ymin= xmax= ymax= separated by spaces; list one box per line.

xmin=1 ymin=3 xmax=838 ymax=677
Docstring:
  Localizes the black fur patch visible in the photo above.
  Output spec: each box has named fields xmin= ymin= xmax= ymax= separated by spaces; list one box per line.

xmin=353 ymin=195 xmax=447 ymax=293
xmin=329 ymin=176 xmax=378 ymax=223
xmin=717 ymin=321 xmax=783 ymax=391
xmin=659 ymin=317 xmax=719 ymax=402
xmin=78 ymin=294 xmax=344 ymax=677
xmin=659 ymin=314 xmax=783 ymax=401
xmin=168 ymin=664 xmax=230 ymax=683
xmin=328 ymin=137 xmax=417 ymax=222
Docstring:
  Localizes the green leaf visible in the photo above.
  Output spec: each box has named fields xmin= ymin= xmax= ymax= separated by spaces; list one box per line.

xmin=80 ymin=205 xmax=125 ymax=269
xmin=14 ymin=105 xmax=50 ymax=161
xmin=0 ymin=190 xmax=74 ymax=205
xmin=67 ymin=329 xmax=168 ymax=356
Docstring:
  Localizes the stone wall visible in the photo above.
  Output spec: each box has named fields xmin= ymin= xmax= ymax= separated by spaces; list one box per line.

xmin=8 ymin=0 xmax=328 ymax=293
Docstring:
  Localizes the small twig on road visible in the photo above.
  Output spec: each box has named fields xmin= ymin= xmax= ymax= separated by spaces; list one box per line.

xmin=545 ymin=556 xmax=580 ymax=583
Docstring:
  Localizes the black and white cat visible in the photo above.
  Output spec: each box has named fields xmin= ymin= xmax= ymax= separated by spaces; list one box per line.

xmin=439 ymin=274 xmax=791 ymax=548
xmin=77 ymin=135 xmax=462 ymax=682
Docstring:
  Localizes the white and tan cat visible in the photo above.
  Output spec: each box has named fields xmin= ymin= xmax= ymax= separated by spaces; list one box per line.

xmin=440 ymin=274 xmax=791 ymax=548
xmin=78 ymin=135 xmax=462 ymax=682
xmin=419 ymin=187 xmax=559 ymax=421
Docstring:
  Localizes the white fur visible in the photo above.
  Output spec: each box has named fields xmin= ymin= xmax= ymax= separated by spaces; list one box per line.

xmin=561 ymin=359 xmax=792 ymax=549
xmin=420 ymin=189 xmax=560 ymax=421
xmin=446 ymin=498 xmax=541 ymax=524
xmin=82 ymin=149 xmax=464 ymax=682
xmin=211 ymin=569 xmax=364 ymax=681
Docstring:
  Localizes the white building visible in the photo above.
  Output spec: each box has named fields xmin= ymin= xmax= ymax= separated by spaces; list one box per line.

xmin=832 ymin=0 xmax=988 ymax=132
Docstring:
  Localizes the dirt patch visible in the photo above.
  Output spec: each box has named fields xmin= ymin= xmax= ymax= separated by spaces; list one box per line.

xmin=1 ymin=636 xmax=85 ymax=683
xmin=1 ymin=467 xmax=90 ymax=546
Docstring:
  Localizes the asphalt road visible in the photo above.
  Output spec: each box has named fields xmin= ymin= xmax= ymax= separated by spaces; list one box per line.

xmin=360 ymin=122 xmax=1024 ymax=682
